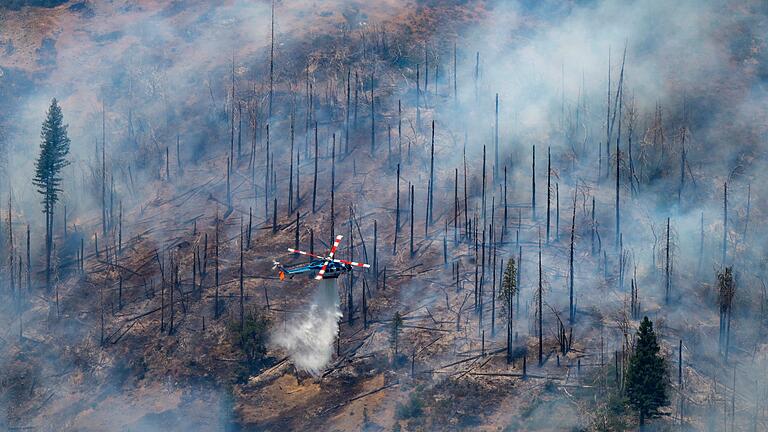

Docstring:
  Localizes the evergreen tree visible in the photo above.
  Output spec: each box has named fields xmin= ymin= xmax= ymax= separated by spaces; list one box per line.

xmin=33 ymin=98 xmax=71 ymax=289
xmin=500 ymin=258 xmax=518 ymax=362
xmin=500 ymin=258 xmax=518 ymax=305
xmin=625 ymin=316 xmax=669 ymax=426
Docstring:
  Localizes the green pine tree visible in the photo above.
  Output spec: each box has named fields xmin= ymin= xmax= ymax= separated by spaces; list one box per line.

xmin=500 ymin=258 xmax=518 ymax=306
xmin=500 ymin=258 xmax=517 ymax=362
xmin=33 ymin=98 xmax=71 ymax=289
xmin=625 ymin=316 xmax=669 ymax=426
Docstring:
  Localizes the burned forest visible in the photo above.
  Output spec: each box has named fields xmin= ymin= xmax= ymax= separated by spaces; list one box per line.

xmin=1 ymin=0 xmax=768 ymax=430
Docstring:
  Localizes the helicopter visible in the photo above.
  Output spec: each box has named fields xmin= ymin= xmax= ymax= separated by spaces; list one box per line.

xmin=272 ymin=234 xmax=370 ymax=280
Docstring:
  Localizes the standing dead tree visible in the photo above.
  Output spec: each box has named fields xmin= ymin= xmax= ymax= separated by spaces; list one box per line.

xmin=538 ymin=230 xmax=543 ymax=366
xmin=345 ymin=68 xmax=351 ymax=154
xmin=546 ymin=146 xmax=551 ymax=244
xmin=427 ymin=120 xmax=436 ymax=228
xmin=665 ymin=217 xmax=671 ymax=304
xmin=331 ymin=134 xmax=336 ymax=237
xmin=312 ymin=122 xmax=319 ymax=213
xmin=569 ymin=190 xmax=576 ymax=323
xmin=494 ymin=93 xmax=499 ymax=182
xmin=268 ymin=0 xmax=275 ymax=119
xmin=531 ymin=145 xmax=536 ymax=220
xmin=410 ymin=184 xmax=415 ymax=256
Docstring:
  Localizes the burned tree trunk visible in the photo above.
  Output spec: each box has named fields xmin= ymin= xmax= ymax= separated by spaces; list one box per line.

xmin=295 ymin=212 xmax=300 ymax=250
xmin=295 ymin=151 xmax=300 ymax=209
xmin=410 ymin=184 xmax=415 ymax=256
xmin=665 ymin=217 xmax=671 ymax=304
xmin=546 ymin=146 xmax=551 ymax=244
xmin=555 ymin=183 xmax=560 ymax=241
xmin=354 ymin=70 xmax=359 ymax=128
xmin=265 ymin=125 xmax=270 ymax=219
xmin=313 ymin=122 xmax=319 ymax=213
xmin=348 ymin=206 xmax=355 ymax=325
xmin=482 ymin=145 xmax=487 ymax=227
xmin=393 ymin=163 xmax=400 ymax=254
xmin=398 ymin=100 xmax=402 ymax=164
xmin=494 ymin=93 xmax=499 ymax=182
xmin=170 ymin=257 xmax=176 ymax=335
xmin=345 ymin=68 xmax=351 ymax=154
xmin=531 ymin=145 xmax=536 ymax=220
xmin=370 ymin=75 xmax=375 ymax=153
xmin=538 ymin=231 xmax=543 ymax=366
xmin=569 ymin=190 xmax=576 ymax=323
xmin=427 ymin=120 xmax=435 ymax=227
xmin=464 ymin=145 xmax=468 ymax=237
xmin=503 ymin=166 xmax=508 ymax=238
xmin=454 ymin=168 xmax=459 ymax=244
xmin=102 ymin=102 xmax=107 ymax=236
xmin=591 ymin=197 xmax=596 ymax=255
xmin=289 ymin=115 xmax=294 ymax=213
xmin=215 ymin=214 xmax=220 ymax=319
xmin=372 ymin=219 xmax=379 ymax=289
xmin=268 ymin=1 xmax=275 ymax=119
xmin=331 ymin=134 xmax=336 ymax=237
xmin=240 ymin=223 xmax=245 ymax=333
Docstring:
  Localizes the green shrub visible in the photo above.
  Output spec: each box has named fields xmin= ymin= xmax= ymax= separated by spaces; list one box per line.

xmin=395 ymin=393 xmax=424 ymax=420
xmin=230 ymin=307 xmax=270 ymax=367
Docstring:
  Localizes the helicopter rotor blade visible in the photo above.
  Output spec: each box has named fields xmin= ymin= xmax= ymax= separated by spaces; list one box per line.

xmin=314 ymin=260 xmax=330 ymax=280
xmin=287 ymin=248 xmax=325 ymax=260
xmin=331 ymin=258 xmax=371 ymax=268
xmin=327 ymin=234 xmax=343 ymax=259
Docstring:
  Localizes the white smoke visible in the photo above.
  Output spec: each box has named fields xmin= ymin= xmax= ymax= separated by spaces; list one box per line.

xmin=271 ymin=278 xmax=342 ymax=375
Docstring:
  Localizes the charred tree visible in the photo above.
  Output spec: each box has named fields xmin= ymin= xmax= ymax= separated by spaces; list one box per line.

xmin=665 ymin=217 xmax=671 ymax=304
xmin=546 ymin=146 xmax=551 ymax=244
xmin=214 ymin=213 xmax=220 ymax=319
xmin=531 ymin=145 xmax=536 ymax=220
xmin=288 ymin=115 xmax=294 ymax=213
xmin=345 ymin=68 xmax=351 ymax=154
xmin=370 ymin=75 xmax=376 ymax=153
xmin=268 ymin=1 xmax=275 ymax=119
xmin=569 ymin=190 xmax=576 ymax=323
xmin=494 ymin=93 xmax=499 ymax=182
xmin=331 ymin=133 xmax=336 ymax=237
xmin=393 ymin=163 xmax=400 ymax=254
xmin=239 ymin=223 xmax=245 ymax=333
xmin=410 ymin=184 xmax=415 ymax=256
xmin=427 ymin=120 xmax=435 ymax=228
xmin=538 ymin=231 xmax=543 ymax=366
xmin=312 ymin=122 xmax=319 ymax=213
